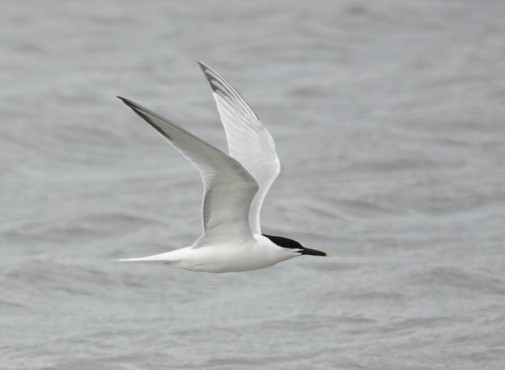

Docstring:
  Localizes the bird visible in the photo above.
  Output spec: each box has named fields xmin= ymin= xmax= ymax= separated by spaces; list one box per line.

xmin=117 ymin=61 xmax=330 ymax=272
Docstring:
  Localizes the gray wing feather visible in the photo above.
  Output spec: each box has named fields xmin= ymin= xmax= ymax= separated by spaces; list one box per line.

xmin=118 ymin=97 xmax=259 ymax=244
xmin=197 ymin=62 xmax=281 ymax=234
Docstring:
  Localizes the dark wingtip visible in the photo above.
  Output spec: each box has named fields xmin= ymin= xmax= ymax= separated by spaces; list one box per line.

xmin=117 ymin=96 xmax=173 ymax=141
xmin=117 ymin=95 xmax=130 ymax=106
xmin=195 ymin=59 xmax=208 ymax=71
xmin=195 ymin=60 xmax=215 ymax=82
xmin=117 ymin=96 xmax=139 ymax=111
xmin=196 ymin=62 xmax=220 ymax=93
xmin=117 ymin=95 xmax=127 ymax=102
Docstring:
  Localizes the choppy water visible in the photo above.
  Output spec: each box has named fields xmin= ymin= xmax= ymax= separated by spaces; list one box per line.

xmin=2 ymin=0 xmax=505 ymax=369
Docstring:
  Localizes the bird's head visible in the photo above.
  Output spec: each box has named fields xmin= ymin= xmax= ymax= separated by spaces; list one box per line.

xmin=262 ymin=234 xmax=330 ymax=257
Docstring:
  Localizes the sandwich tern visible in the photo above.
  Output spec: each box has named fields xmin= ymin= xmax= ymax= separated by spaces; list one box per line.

xmin=117 ymin=61 xmax=329 ymax=272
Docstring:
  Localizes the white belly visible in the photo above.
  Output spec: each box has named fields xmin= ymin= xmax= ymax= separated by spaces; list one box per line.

xmin=168 ymin=243 xmax=297 ymax=273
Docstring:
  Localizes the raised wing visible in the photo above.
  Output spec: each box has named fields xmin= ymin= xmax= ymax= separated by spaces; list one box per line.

xmin=118 ymin=97 xmax=259 ymax=245
xmin=197 ymin=61 xmax=281 ymax=234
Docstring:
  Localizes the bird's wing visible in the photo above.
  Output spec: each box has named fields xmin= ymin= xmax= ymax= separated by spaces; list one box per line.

xmin=119 ymin=97 xmax=259 ymax=245
xmin=197 ymin=61 xmax=281 ymax=235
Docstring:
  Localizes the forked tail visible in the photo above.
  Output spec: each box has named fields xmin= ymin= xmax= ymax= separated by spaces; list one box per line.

xmin=114 ymin=250 xmax=180 ymax=262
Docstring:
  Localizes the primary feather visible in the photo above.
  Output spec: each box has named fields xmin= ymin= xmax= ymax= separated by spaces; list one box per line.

xmin=118 ymin=97 xmax=259 ymax=245
xmin=197 ymin=61 xmax=281 ymax=234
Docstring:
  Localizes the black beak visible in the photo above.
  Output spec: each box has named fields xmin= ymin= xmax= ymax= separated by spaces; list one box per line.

xmin=300 ymin=247 xmax=330 ymax=257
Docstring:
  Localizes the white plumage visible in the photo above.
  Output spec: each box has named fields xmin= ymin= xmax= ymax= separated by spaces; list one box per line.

xmin=118 ymin=61 xmax=329 ymax=272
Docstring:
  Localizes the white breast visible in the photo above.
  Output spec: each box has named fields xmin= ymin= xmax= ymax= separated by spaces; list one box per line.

xmin=168 ymin=237 xmax=298 ymax=273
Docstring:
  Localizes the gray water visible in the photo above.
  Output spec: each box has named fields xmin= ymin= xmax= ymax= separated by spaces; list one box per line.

xmin=1 ymin=1 xmax=505 ymax=369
